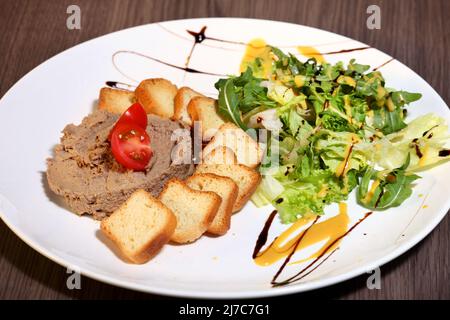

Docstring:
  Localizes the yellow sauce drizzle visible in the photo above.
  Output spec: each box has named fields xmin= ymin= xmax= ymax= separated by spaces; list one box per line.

xmin=317 ymin=184 xmax=329 ymax=198
xmin=240 ymin=38 xmax=273 ymax=78
xmin=297 ymin=46 xmax=325 ymax=64
xmin=254 ymin=203 xmax=350 ymax=266
xmin=344 ymin=95 xmax=354 ymax=124
xmin=335 ymin=134 xmax=359 ymax=177
xmin=362 ymin=180 xmax=380 ymax=204
xmin=418 ymin=145 xmax=430 ymax=167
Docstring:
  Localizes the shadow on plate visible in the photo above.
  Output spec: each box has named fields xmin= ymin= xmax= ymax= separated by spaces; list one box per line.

xmin=0 ymin=211 xmax=429 ymax=300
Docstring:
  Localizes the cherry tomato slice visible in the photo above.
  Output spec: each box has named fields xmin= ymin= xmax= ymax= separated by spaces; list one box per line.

xmin=108 ymin=103 xmax=147 ymax=141
xmin=110 ymin=123 xmax=153 ymax=171
xmin=115 ymin=102 xmax=148 ymax=129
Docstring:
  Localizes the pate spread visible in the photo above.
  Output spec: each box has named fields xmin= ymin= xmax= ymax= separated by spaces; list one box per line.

xmin=46 ymin=110 xmax=193 ymax=219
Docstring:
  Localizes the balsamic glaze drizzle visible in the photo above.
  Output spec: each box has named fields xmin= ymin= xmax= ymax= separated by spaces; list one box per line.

xmin=187 ymin=26 xmax=207 ymax=43
xmin=321 ymin=46 xmax=371 ymax=55
xmin=373 ymin=58 xmax=394 ymax=71
xmin=439 ymin=149 xmax=450 ymax=157
xmin=252 ymin=209 xmax=374 ymax=287
xmin=252 ymin=210 xmax=278 ymax=259
xmin=412 ymin=138 xmax=423 ymax=158
xmin=337 ymin=144 xmax=354 ymax=178
xmin=105 ymin=81 xmax=135 ymax=89
xmin=110 ymin=25 xmax=389 ymax=89
xmin=270 ymin=211 xmax=373 ymax=287
xmin=112 ymin=50 xmax=225 ymax=79
xmin=271 ymin=216 xmax=320 ymax=285
xmin=184 ymin=26 xmax=208 ymax=68
xmin=422 ymin=125 xmax=438 ymax=138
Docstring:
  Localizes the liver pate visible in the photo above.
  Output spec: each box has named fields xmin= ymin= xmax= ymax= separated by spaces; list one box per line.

xmin=47 ymin=110 xmax=193 ymax=219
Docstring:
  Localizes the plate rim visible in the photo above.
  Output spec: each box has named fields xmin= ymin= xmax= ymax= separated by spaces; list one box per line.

xmin=0 ymin=17 xmax=449 ymax=299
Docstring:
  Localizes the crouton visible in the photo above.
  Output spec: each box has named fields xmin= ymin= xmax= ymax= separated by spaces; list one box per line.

xmin=186 ymin=173 xmax=238 ymax=235
xmin=202 ymin=146 xmax=238 ymax=165
xmin=172 ymin=87 xmax=204 ymax=126
xmin=187 ymin=97 xmax=226 ymax=141
xmin=202 ymin=122 xmax=264 ymax=168
xmin=100 ymin=190 xmax=176 ymax=264
xmin=159 ymin=179 xmax=221 ymax=243
xmin=135 ymin=78 xmax=178 ymax=118
xmin=195 ymin=164 xmax=261 ymax=212
xmin=98 ymin=87 xmax=136 ymax=114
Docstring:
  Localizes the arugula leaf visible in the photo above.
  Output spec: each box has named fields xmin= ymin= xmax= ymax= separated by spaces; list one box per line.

xmin=346 ymin=59 xmax=370 ymax=75
xmin=217 ymin=45 xmax=433 ymax=224
xmin=215 ymin=69 xmax=276 ymax=129
xmin=357 ymin=155 xmax=420 ymax=210
xmin=217 ymin=78 xmax=247 ymax=130
xmin=391 ymin=91 xmax=422 ymax=108
xmin=315 ymin=63 xmax=342 ymax=81
xmin=383 ymin=108 xmax=407 ymax=134
xmin=369 ymin=107 xmax=407 ymax=135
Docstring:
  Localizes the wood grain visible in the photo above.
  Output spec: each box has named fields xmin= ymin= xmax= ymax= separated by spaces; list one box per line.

xmin=0 ymin=0 xmax=448 ymax=300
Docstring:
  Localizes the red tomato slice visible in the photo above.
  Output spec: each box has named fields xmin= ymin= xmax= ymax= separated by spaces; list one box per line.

xmin=108 ymin=103 xmax=147 ymax=141
xmin=110 ymin=123 xmax=153 ymax=171
xmin=115 ymin=102 xmax=148 ymax=129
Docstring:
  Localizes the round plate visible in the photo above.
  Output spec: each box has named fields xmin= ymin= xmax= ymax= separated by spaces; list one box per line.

xmin=0 ymin=18 xmax=449 ymax=299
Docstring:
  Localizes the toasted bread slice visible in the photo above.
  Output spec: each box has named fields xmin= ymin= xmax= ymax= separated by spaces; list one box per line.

xmin=100 ymin=190 xmax=176 ymax=264
xmin=195 ymin=164 xmax=261 ymax=212
xmin=159 ymin=179 xmax=221 ymax=243
xmin=98 ymin=87 xmax=136 ymax=114
xmin=186 ymin=173 xmax=238 ymax=235
xmin=187 ymin=97 xmax=226 ymax=141
xmin=203 ymin=122 xmax=264 ymax=168
xmin=203 ymin=146 xmax=238 ymax=165
xmin=135 ymin=78 xmax=178 ymax=118
xmin=172 ymin=87 xmax=204 ymax=126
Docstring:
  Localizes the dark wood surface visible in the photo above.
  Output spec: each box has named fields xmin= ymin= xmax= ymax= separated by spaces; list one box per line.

xmin=0 ymin=0 xmax=448 ymax=300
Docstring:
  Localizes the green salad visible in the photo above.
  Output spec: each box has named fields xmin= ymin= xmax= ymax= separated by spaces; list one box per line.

xmin=214 ymin=46 xmax=450 ymax=223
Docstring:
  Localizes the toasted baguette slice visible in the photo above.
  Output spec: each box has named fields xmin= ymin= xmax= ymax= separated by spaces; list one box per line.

xmin=172 ymin=87 xmax=204 ymax=126
xmin=203 ymin=122 xmax=264 ymax=168
xmin=195 ymin=164 xmax=261 ymax=212
xmin=135 ymin=78 xmax=178 ymax=118
xmin=186 ymin=173 xmax=238 ymax=235
xmin=159 ymin=179 xmax=221 ymax=243
xmin=98 ymin=87 xmax=136 ymax=114
xmin=203 ymin=146 xmax=238 ymax=165
xmin=100 ymin=190 xmax=176 ymax=264
xmin=187 ymin=97 xmax=226 ymax=141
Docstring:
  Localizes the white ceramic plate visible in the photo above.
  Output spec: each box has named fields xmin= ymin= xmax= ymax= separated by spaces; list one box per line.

xmin=0 ymin=18 xmax=449 ymax=299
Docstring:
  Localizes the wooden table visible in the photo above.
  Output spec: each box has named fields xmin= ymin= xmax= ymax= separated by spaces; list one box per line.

xmin=0 ymin=0 xmax=448 ymax=300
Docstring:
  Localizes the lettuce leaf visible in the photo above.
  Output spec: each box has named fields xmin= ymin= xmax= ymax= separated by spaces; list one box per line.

xmin=213 ymin=45 xmax=448 ymax=224
xmin=315 ymin=130 xmax=366 ymax=174
xmin=273 ymin=168 xmax=357 ymax=223
xmin=356 ymin=113 xmax=450 ymax=170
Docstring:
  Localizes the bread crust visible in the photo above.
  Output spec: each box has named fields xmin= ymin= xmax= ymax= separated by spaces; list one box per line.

xmin=187 ymin=96 xmax=226 ymax=141
xmin=186 ymin=173 xmax=238 ymax=235
xmin=203 ymin=122 xmax=264 ymax=168
xmin=98 ymin=87 xmax=136 ymax=114
xmin=159 ymin=178 xmax=221 ymax=243
xmin=195 ymin=164 xmax=261 ymax=212
xmin=172 ymin=86 xmax=204 ymax=126
xmin=135 ymin=78 xmax=178 ymax=118
xmin=100 ymin=189 xmax=176 ymax=264
xmin=202 ymin=146 xmax=238 ymax=165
